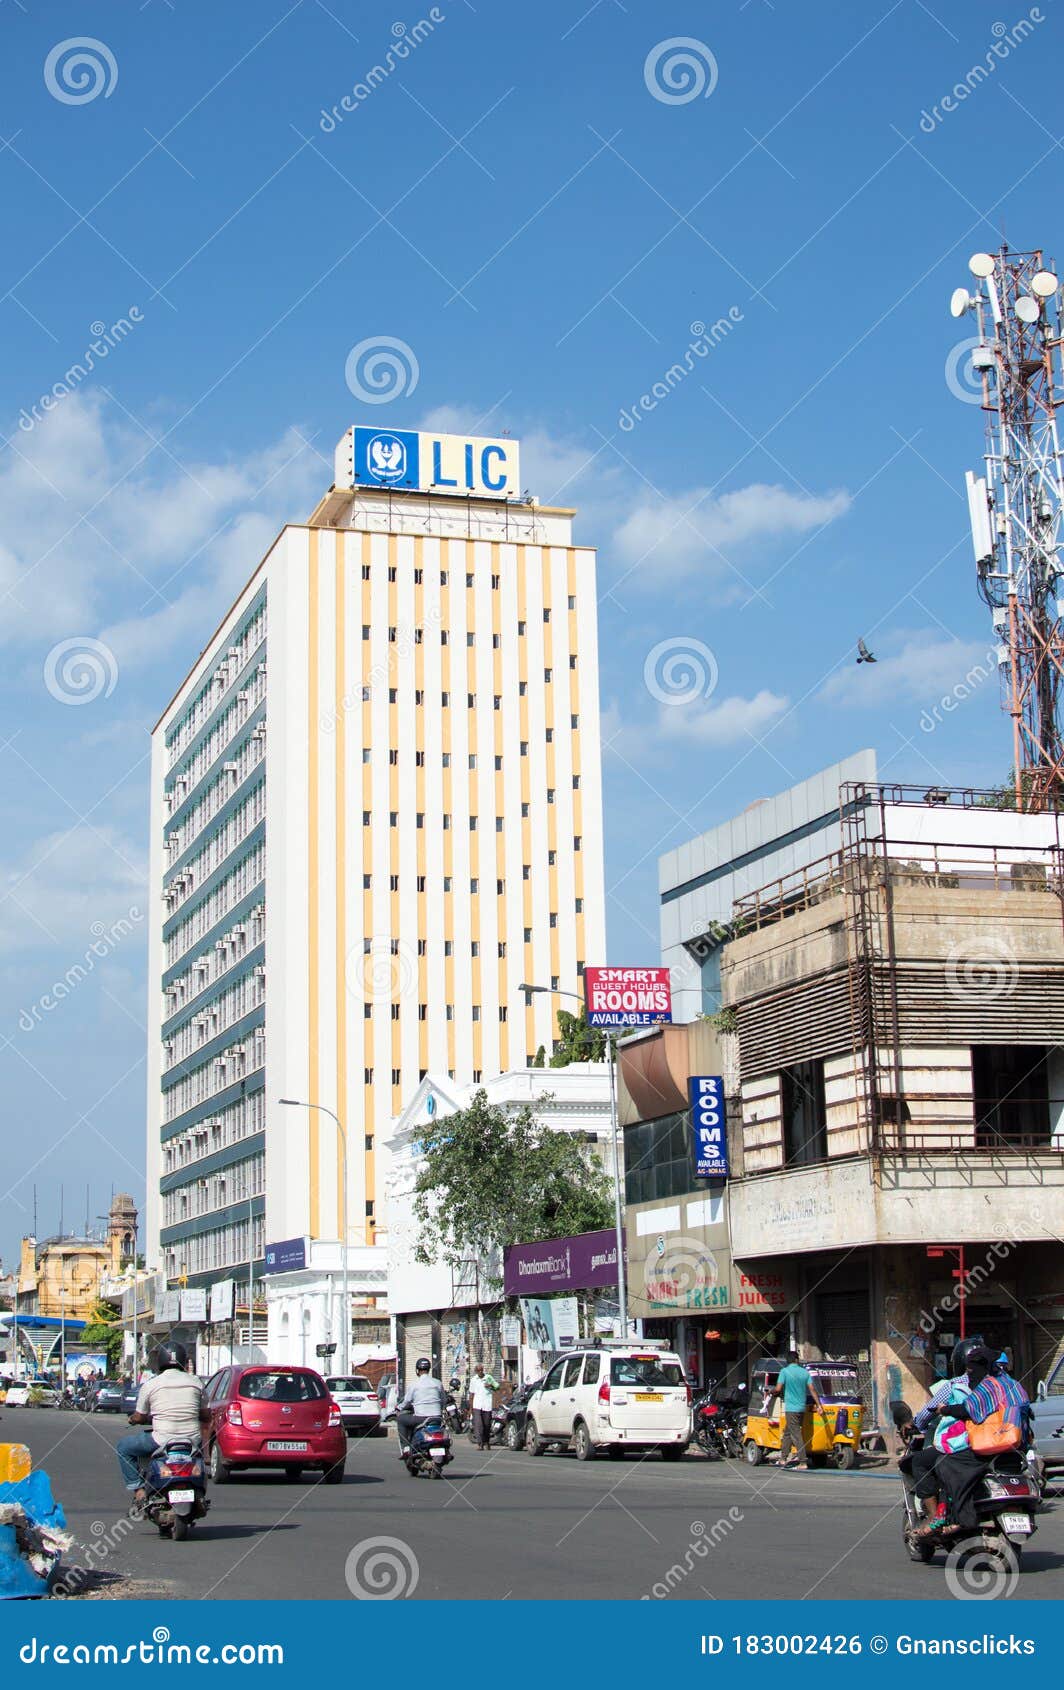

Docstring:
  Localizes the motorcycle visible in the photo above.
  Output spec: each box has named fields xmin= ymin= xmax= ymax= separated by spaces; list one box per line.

xmin=692 ymin=1384 xmax=746 ymax=1460
xmin=130 ymin=1439 xmax=210 ymax=1540
xmin=403 ymin=1418 xmax=454 ymax=1480
xmin=445 ymin=1378 xmax=468 ymax=1437
xmin=895 ymin=1405 xmax=1039 ymax=1574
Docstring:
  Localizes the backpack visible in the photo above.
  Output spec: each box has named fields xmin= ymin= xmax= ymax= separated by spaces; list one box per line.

xmin=966 ymin=1376 xmax=1024 ymax=1455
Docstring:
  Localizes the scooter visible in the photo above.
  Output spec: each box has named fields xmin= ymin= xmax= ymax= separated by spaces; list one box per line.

xmin=895 ymin=1406 xmax=1039 ymax=1573
xmin=402 ymin=1418 xmax=454 ymax=1480
xmin=130 ymin=1439 xmax=210 ymax=1540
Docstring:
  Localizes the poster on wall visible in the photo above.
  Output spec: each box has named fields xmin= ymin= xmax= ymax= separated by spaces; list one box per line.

xmin=520 ymin=1296 xmax=580 ymax=1351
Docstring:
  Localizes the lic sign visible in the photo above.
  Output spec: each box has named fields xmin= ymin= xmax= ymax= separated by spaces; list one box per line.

xmin=336 ymin=426 xmax=521 ymax=500
xmin=690 ymin=1075 xmax=728 ymax=1179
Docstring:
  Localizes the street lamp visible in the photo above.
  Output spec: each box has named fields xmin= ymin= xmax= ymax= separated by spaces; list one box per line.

xmin=519 ymin=983 xmax=629 ymax=1338
xmin=279 ymin=1100 xmax=350 ymax=1374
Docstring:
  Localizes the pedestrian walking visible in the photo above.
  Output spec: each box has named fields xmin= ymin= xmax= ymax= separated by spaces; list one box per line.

xmin=469 ymin=1363 xmax=497 ymax=1450
xmin=774 ymin=1349 xmax=822 ymax=1471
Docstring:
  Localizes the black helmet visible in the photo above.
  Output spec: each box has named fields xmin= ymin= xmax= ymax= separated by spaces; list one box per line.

xmin=415 ymin=1357 xmax=431 ymax=1375
xmin=156 ymin=1341 xmax=188 ymax=1372
xmin=961 ymin=1344 xmax=996 ymax=1386
xmin=950 ymin=1335 xmax=986 ymax=1378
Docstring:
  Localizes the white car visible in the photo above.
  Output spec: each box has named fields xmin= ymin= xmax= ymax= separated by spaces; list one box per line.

xmin=3 ymin=1384 xmax=29 ymax=1407
xmin=524 ymin=1341 xmax=691 ymax=1461
xmin=324 ymin=1374 xmax=384 ymax=1438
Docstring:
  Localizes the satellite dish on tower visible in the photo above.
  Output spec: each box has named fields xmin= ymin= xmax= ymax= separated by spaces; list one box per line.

xmin=1015 ymin=295 xmax=1040 ymax=324
xmin=1031 ymin=270 xmax=1059 ymax=299
xmin=969 ymin=252 xmax=996 ymax=278
xmin=950 ymin=287 xmax=973 ymax=318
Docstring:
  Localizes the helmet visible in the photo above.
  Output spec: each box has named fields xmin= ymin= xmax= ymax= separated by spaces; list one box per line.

xmin=415 ymin=1358 xmax=431 ymax=1375
xmin=155 ymin=1341 xmax=188 ymax=1372
xmin=949 ymin=1335 xmax=987 ymax=1378
xmin=961 ymin=1344 xmax=996 ymax=1386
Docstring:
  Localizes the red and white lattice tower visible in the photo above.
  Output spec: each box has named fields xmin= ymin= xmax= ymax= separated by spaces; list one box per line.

xmin=953 ymin=247 xmax=1064 ymax=810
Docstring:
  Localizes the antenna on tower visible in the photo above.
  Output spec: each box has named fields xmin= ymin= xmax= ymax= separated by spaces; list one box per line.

xmin=950 ymin=245 xmax=1064 ymax=810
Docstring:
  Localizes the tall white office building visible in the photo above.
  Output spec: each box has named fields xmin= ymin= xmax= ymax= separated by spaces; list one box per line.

xmin=145 ymin=423 xmax=607 ymax=1303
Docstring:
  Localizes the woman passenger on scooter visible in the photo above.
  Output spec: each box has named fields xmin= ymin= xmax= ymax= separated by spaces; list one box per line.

xmin=913 ymin=1344 xmax=1029 ymax=1539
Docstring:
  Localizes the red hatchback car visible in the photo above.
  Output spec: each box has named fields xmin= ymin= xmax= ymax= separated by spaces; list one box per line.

xmin=203 ymin=1365 xmax=346 ymax=1484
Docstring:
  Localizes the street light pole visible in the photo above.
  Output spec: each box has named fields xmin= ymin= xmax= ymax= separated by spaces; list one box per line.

xmin=280 ymin=1100 xmax=350 ymax=1374
xmin=519 ymin=984 xmax=629 ymax=1339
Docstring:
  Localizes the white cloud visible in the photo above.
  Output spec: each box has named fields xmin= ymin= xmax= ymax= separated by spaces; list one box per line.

xmin=658 ymin=689 xmax=790 ymax=745
xmin=820 ymin=631 xmax=999 ymax=708
xmin=0 ymin=822 xmax=146 ymax=955
xmin=0 ymin=393 xmax=322 ymax=662
xmin=612 ymin=483 xmax=851 ymax=580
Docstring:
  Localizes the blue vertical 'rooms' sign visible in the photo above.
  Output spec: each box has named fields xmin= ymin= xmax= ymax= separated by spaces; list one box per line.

xmin=690 ymin=1076 xmax=728 ymax=1178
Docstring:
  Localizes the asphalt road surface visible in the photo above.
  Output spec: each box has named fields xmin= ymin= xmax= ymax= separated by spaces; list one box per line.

xmin=7 ymin=1408 xmax=1062 ymax=1602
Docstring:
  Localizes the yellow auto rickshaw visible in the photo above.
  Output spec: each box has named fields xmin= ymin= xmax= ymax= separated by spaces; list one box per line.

xmin=742 ymin=1358 xmax=864 ymax=1469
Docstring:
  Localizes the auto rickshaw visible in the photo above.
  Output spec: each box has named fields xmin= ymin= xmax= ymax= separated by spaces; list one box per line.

xmin=742 ymin=1358 xmax=864 ymax=1469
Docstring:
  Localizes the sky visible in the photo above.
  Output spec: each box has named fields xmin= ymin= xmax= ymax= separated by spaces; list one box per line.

xmin=0 ymin=0 xmax=1057 ymax=1265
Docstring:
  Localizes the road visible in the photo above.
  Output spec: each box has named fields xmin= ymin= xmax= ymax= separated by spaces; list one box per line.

xmin=7 ymin=1408 xmax=1062 ymax=1601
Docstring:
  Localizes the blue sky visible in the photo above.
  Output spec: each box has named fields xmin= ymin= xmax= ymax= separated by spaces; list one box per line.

xmin=0 ymin=0 xmax=1057 ymax=1263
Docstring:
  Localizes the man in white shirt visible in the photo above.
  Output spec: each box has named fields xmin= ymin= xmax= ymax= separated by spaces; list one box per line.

xmin=469 ymin=1364 xmax=497 ymax=1450
xmin=116 ymin=1341 xmax=209 ymax=1499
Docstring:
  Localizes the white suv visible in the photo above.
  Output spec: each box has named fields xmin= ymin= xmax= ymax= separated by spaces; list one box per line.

xmin=523 ymin=1341 xmax=691 ymax=1461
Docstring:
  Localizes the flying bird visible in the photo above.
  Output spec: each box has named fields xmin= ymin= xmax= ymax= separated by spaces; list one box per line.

xmin=856 ymin=638 xmax=877 ymax=664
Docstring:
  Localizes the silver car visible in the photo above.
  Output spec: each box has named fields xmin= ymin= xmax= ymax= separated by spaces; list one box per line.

xmin=1031 ymin=1351 xmax=1064 ymax=1474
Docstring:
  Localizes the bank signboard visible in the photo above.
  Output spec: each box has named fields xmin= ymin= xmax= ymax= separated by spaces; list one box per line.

xmin=503 ymin=1228 xmax=625 ymax=1298
xmin=263 ymin=1237 xmax=307 ymax=1275
xmin=584 ymin=965 xmax=672 ymax=1028
xmin=336 ymin=425 xmax=521 ymax=500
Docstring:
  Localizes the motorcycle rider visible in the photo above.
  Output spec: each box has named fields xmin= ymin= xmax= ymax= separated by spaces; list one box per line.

xmin=397 ymin=1357 xmax=449 ymax=1457
xmin=116 ymin=1342 xmax=209 ymax=1503
xmin=904 ymin=1335 xmax=986 ymax=1526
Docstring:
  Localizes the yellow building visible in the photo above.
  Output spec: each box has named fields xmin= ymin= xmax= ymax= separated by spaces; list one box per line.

xmin=17 ymin=1193 xmax=138 ymax=1319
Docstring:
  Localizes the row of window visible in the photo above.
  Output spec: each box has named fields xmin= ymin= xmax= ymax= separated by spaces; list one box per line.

xmin=166 ymin=605 xmax=266 ymax=767
xmin=163 ymin=1151 xmax=265 ymax=1227
xmin=164 ymin=1212 xmax=265 ymax=1278
xmin=163 ymin=1025 xmax=265 ymax=1123
xmin=166 ymin=842 xmax=265 ymax=969
xmin=362 ymin=561 xmax=578 ymax=613
xmin=164 ymin=967 xmax=266 ymax=1070
xmin=166 ymin=661 xmax=267 ymax=798
xmin=165 ymin=904 xmax=266 ymax=1014
xmin=165 ymin=733 xmax=265 ymax=859
xmin=163 ymin=1089 xmax=266 ymax=1174
xmin=361 ymin=871 xmax=584 ymax=896
xmin=165 ymin=781 xmax=266 ymax=916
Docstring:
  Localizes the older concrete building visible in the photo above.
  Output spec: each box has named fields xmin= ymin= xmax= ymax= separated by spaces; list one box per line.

xmin=717 ymin=777 xmax=1064 ymax=1420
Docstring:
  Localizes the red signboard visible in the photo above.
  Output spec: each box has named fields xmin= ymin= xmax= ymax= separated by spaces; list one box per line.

xmin=584 ymin=966 xmax=672 ymax=1029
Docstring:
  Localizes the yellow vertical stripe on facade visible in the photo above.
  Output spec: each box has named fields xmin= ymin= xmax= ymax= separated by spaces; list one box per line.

xmin=335 ymin=535 xmax=348 ymax=1241
xmin=308 ymin=531 xmax=321 ymax=1237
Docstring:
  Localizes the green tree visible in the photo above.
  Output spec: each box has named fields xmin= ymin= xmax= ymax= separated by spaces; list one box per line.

xmin=532 ymin=1044 xmax=546 ymax=1068
xmin=413 ymin=1089 xmax=613 ymax=1276
xmin=79 ymin=1297 xmax=124 ymax=1374
xmin=549 ymin=1006 xmax=608 ymax=1066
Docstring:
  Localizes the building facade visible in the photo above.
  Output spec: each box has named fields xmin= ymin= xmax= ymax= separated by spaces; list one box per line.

xmin=618 ymin=1019 xmax=788 ymax=1389
xmin=146 ymin=424 xmax=606 ymax=1305
xmin=385 ymin=1064 xmax=611 ymax=1385
xmin=711 ymin=776 xmax=1064 ymax=1421
xmin=659 ymin=749 xmax=877 ymax=1021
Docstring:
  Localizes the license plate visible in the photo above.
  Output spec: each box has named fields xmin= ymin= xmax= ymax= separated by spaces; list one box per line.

xmin=999 ymin=1513 xmax=1032 ymax=1534
xmin=169 ymin=1489 xmax=195 ymax=1504
xmin=266 ymin=1440 xmax=308 ymax=1452
xmin=635 ymin=1393 xmax=663 ymax=1402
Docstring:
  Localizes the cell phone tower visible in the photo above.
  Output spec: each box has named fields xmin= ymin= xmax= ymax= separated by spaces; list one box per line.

xmin=951 ymin=247 xmax=1064 ymax=810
